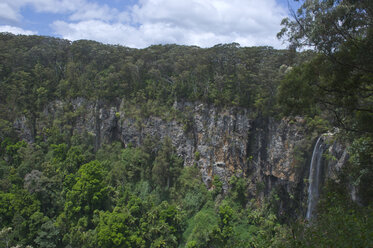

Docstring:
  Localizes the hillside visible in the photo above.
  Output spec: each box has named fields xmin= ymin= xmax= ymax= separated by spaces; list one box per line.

xmin=0 ymin=31 xmax=372 ymax=248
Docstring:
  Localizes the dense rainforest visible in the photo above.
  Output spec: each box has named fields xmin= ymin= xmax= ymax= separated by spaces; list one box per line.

xmin=0 ymin=0 xmax=372 ymax=247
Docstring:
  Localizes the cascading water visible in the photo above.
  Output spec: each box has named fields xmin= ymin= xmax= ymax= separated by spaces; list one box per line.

xmin=306 ymin=136 xmax=326 ymax=220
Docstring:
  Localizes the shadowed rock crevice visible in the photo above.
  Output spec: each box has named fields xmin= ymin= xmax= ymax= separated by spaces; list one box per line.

xmin=14 ymin=99 xmax=349 ymax=216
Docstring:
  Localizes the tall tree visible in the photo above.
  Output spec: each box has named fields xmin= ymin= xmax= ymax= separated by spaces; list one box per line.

xmin=152 ymin=137 xmax=183 ymax=189
xmin=277 ymin=0 xmax=373 ymax=134
xmin=277 ymin=0 xmax=373 ymax=206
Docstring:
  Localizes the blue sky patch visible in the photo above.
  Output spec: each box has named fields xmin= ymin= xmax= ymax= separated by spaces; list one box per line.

xmin=0 ymin=0 xmax=301 ymax=48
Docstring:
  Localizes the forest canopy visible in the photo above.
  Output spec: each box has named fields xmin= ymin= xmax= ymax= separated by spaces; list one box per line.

xmin=0 ymin=0 xmax=372 ymax=247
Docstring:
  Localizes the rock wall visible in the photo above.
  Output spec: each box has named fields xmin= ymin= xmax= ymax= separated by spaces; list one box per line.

xmin=41 ymin=100 xmax=307 ymax=193
xmin=15 ymin=98 xmax=348 ymax=215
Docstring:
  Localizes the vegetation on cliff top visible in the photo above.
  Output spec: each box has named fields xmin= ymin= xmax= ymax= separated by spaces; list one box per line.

xmin=0 ymin=0 xmax=372 ymax=247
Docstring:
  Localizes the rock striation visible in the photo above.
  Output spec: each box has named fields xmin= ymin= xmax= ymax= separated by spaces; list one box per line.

xmin=15 ymin=98 xmax=348 ymax=215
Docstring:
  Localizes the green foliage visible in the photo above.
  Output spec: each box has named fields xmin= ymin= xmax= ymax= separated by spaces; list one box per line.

xmin=29 ymin=211 xmax=59 ymax=248
xmin=212 ymin=175 xmax=223 ymax=197
xmin=0 ymin=34 xmax=292 ymax=127
xmin=96 ymin=208 xmax=144 ymax=248
xmin=245 ymin=207 xmax=284 ymax=247
xmin=0 ymin=131 xmax=369 ymax=247
xmin=282 ymin=184 xmax=373 ymax=248
xmin=211 ymin=204 xmax=235 ymax=247
xmin=0 ymin=21 xmax=371 ymax=247
xmin=277 ymin=1 xmax=373 ymax=235
xmin=63 ymin=145 xmax=92 ymax=174
xmin=121 ymin=147 xmax=150 ymax=183
xmin=277 ymin=0 xmax=373 ymax=134
xmin=4 ymin=140 xmax=27 ymax=166
xmin=229 ymin=176 xmax=248 ymax=207
xmin=0 ymin=190 xmax=41 ymax=246
xmin=347 ymin=137 xmax=373 ymax=205
xmin=152 ymin=137 xmax=183 ymax=190
xmin=183 ymin=203 xmax=219 ymax=247
xmin=277 ymin=63 xmax=318 ymax=116
xmin=50 ymin=143 xmax=68 ymax=162
xmin=141 ymin=201 xmax=185 ymax=248
xmin=176 ymin=166 xmax=209 ymax=217
xmin=194 ymin=151 xmax=200 ymax=161
xmin=64 ymin=160 xmax=110 ymax=220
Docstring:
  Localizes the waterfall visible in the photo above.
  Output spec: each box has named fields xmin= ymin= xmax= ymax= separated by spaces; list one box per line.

xmin=306 ymin=136 xmax=326 ymax=220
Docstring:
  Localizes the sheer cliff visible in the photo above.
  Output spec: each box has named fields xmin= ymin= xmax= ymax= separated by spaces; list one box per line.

xmin=13 ymin=98 xmax=347 ymax=217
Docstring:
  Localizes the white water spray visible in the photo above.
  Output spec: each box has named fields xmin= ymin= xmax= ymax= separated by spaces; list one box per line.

xmin=306 ymin=136 xmax=326 ymax=220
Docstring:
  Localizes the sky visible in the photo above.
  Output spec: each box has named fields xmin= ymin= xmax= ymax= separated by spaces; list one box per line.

xmin=0 ymin=0 xmax=300 ymax=49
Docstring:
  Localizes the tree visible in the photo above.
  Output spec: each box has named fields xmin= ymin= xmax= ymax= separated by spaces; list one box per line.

xmin=278 ymin=0 xmax=372 ymax=53
xmin=96 ymin=208 xmax=145 ymax=248
xmin=211 ymin=204 xmax=235 ymax=247
xmin=64 ymin=160 xmax=110 ymax=221
xmin=277 ymin=0 xmax=373 ymax=134
xmin=29 ymin=211 xmax=59 ymax=248
xmin=229 ymin=176 xmax=248 ymax=207
xmin=183 ymin=203 xmax=219 ymax=247
xmin=142 ymin=201 xmax=184 ymax=248
xmin=121 ymin=147 xmax=150 ymax=183
xmin=152 ymin=138 xmax=183 ymax=189
xmin=277 ymin=0 xmax=373 ymax=206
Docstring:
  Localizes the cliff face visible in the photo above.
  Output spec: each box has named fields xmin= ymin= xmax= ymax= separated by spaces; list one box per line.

xmin=16 ymin=98 xmax=347 ymax=214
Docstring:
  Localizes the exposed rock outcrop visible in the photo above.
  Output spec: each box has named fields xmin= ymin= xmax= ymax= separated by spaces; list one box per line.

xmin=14 ymin=98 xmax=349 ymax=215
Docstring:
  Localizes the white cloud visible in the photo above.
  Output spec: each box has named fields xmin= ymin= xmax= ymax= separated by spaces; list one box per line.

xmin=0 ymin=25 xmax=36 ymax=35
xmin=0 ymin=0 xmax=102 ymax=19
xmin=0 ymin=2 xmax=22 ymax=22
xmin=52 ymin=20 xmax=146 ymax=47
xmin=8 ymin=0 xmax=85 ymax=14
xmin=1 ymin=0 xmax=288 ymax=48
xmin=52 ymin=0 xmax=287 ymax=48
xmin=31 ymin=0 xmax=85 ymax=13
xmin=69 ymin=3 xmax=119 ymax=22
xmin=1 ymin=0 xmax=125 ymax=23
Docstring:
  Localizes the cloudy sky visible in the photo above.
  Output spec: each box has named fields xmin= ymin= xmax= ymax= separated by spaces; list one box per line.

xmin=0 ymin=0 xmax=300 ymax=48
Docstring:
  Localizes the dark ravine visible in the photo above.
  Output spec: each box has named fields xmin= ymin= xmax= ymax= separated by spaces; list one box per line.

xmin=15 ymin=98 xmax=349 ymax=215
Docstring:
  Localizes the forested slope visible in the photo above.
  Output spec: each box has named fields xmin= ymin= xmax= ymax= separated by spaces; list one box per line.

xmin=0 ymin=0 xmax=373 ymax=245
xmin=0 ymin=33 xmax=303 ymax=247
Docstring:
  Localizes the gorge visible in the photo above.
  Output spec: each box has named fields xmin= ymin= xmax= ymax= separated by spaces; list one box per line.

xmin=15 ymin=98 xmax=348 ymax=219
xmin=0 ymin=32 xmax=371 ymax=247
